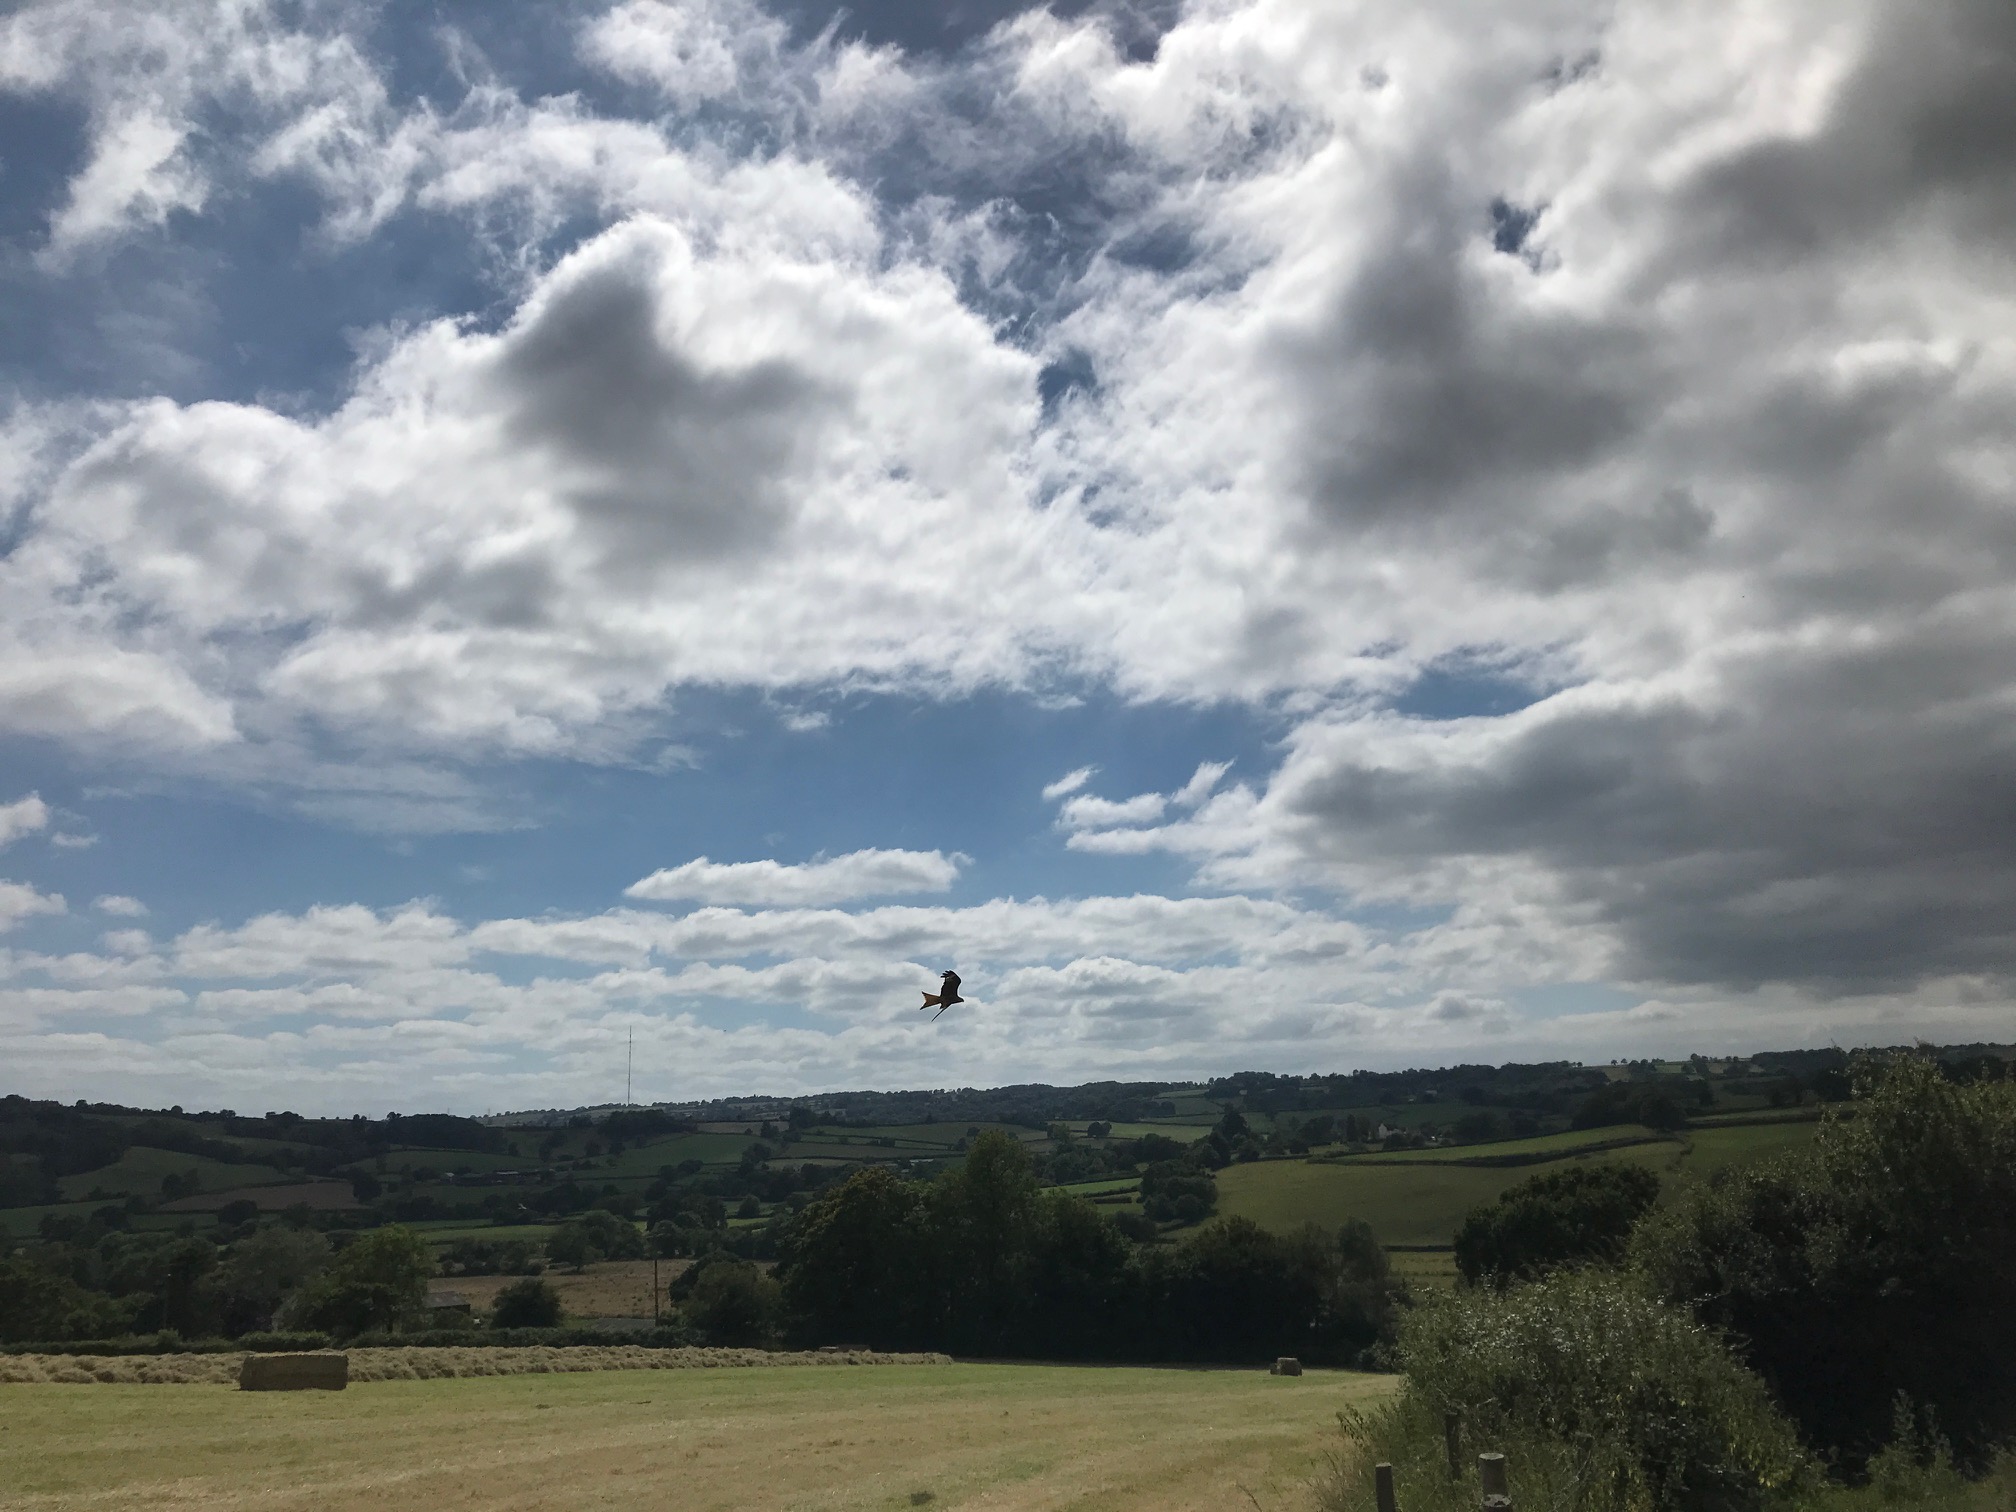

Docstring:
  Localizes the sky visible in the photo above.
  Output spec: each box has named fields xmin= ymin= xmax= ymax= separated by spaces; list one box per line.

xmin=0 ymin=0 xmax=2012 ymax=1115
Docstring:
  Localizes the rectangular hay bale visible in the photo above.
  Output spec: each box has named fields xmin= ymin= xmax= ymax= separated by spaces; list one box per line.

xmin=1270 ymin=1357 xmax=1303 ymax=1376
xmin=239 ymin=1352 xmax=349 ymax=1391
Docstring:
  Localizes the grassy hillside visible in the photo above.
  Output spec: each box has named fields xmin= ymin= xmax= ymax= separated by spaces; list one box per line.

xmin=0 ymin=1359 xmax=1397 ymax=1512
xmin=1219 ymin=1119 xmax=1821 ymax=1248
xmin=55 ymin=1147 xmax=288 ymax=1201
xmin=1219 ymin=1156 xmax=1551 ymax=1246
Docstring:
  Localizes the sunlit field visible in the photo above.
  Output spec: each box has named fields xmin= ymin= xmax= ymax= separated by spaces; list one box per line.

xmin=0 ymin=1360 xmax=1398 ymax=1512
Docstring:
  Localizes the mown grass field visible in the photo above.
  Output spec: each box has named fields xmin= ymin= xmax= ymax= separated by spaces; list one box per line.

xmin=1218 ymin=1121 xmax=1821 ymax=1247
xmin=0 ymin=1360 xmax=1397 ymax=1512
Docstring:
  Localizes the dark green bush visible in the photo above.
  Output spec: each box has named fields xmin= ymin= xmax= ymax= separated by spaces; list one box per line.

xmin=489 ymin=1277 xmax=563 ymax=1329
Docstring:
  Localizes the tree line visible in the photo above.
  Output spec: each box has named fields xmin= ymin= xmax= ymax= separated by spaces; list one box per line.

xmin=771 ymin=1130 xmax=1396 ymax=1363
xmin=1329 ymin=1053 xmax=2016 ymax=1510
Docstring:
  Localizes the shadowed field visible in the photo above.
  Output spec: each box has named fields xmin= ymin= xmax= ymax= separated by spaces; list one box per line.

xmin=0 ymin=1360 xmax=1394 ymax=1512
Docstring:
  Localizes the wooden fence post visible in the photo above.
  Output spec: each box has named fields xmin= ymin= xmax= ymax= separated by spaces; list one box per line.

xmin=1374 ymin=1461 xmax=1397 ymax=1512
xmin=1478 ymin=1451 xmax=1511 ymax=1510
xmin=1444 ymin=1413 xmax=1462 ymax=1481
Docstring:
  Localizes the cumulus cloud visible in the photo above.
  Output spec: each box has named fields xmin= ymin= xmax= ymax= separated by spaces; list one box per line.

xmin=0 ymin=795 xmax=49 ymax=848
xmin=1 ymin=0 xmax=2014 ymax=1080
xmin=1058 ymin=761 xmax=1232 ymax=845
xmin=0 ymin=881 xmax=66 ymax=933
xmin=626 ymin=849 xmax=968 ymax=906
xmin=93 ymin=895 xmax=149 ymax=917
xmin=7 ymin=210 xmax=1050 ymax=764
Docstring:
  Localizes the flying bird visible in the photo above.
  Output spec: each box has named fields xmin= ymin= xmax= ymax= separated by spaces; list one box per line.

xmin=921 ymin=969 xmax=963 ymax=1021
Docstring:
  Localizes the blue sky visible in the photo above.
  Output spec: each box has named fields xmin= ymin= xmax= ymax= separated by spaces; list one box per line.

xmin=1 ymin=0 xmax=2012 ymax=1113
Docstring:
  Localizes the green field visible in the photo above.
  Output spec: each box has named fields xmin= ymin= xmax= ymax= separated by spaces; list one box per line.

xmin=1691 ymin=1107 xmax=1828 ymax=1127
xmin=1674 ymin=1119 xmax=1819 ymax=1174
xmin=0 ymin=1360 xmax=1397 ymax=1512
xmin=1219 ymin=1155 xmax=1549 ymax=1246
xmin=57 ymin=1146 xmax=287 ymax=1201
xmin=1053 ymin=1177 xmax=1140 ymax=1197
xmin=368 ymin=1148 xmax=528 ymax=1176
xmin=0 ymin=1202 xmax=218 ymax=1240
xmin=1070 ymin=1121 xmax=1210 ymax=1142
xmin=1340 ymin=1124 xmax=1666 ymax=1165
xmin=1219 ymin=1121 xmax=1821 ymax=1247
xmin=408 ymin=1221 xmax=559 ymax=1247
xmin=604 ymin=1131 xmax=761 ymax=1173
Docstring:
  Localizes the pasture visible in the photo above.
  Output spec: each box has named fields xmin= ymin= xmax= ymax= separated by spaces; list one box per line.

xmin=0 ymin=1360 xmax=1396 ymax=1512
xmin=54 ymin=1146 xmax=288 ymax=1202
xmin=448 ymin=1258 xmax=678 ymax=1319
xmin=1218 ymin=1120 xmax=1821 ymax=1247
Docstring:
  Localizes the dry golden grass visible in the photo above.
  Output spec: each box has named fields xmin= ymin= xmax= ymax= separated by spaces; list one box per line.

xmin=0 ymin=1359 xmax=1397 ymax=1512
xmin=448 ymin=1259 xmax=680 ymax=1318
xmin=0 ymin=1346 xmax=946 ymax=1386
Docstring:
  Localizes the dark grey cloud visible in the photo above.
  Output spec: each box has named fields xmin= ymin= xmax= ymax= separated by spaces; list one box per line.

xmin=1679 ymin=0 xmax=2016 ymax=264
xmin=493 ymin=255 xmax=837 ymax=577
xmin=1268 ymin=618 xmax=2016 ymax=994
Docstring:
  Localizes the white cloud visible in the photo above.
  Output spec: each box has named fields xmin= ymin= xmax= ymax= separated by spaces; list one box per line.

xmin=0 ymin=795 xmax=49 ymax=848
xmin=8 ymin=210 xmax=1051 ymax=769
xmin=94 ymin=895 xmax=149 ymax=917
xmin=2 ymin=877 xmax=2011 ymax=1110
xmin=42 ymin=111 xmax=203 ymax=261
xmin=580 ymin=0 xmax=785 ymax=112
xmin=1058 ymin=790 xmax=1166 ymax=829
xmin=1054 ymin=761 xmax=1233 ymax=838
xmin=626 ymin=849 xmax=968 ymax=906
xmin=0 ymin=0 xmax=2014 ymax=1078
xmin=0 ymin=880 xmax=66 ymax=932
xmin=1 ymin=0 xmax=395 ymax=261
xmin=1040 ymin=765 xmax=1096 ymax=800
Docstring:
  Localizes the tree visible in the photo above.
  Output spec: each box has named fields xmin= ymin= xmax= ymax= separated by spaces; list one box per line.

xmin=929 ymin=1131 xmax=1040 ymax=1353
xmin=1020 ymin=1191 xmax=1135 ymax=1358
xmin=545 ymin=1223 xmax=598 ymax=1272
xmin=214 ymin=1227 xmax=328 ymax=1335
xmin=281 ymin=1225 xmax=432 ymax=1336
xmin=682 ymin=1258 xmax=780 ymax=1347
xmin=490 ymin=1277 xmax=563 ymax=1329
xmin=1454 ymin=1164 xmax=1661 ymax=1288
xmin=1633 ymin=1055 xmax=2016 ymax=1468
xmin=0 ymin=1254 xmax=132 ymax=1342
xmin=1146 ymin=1216 xmax=1318 ymax=1363
xmin=103 ymin=1233 xmax=220 ymax=1337
xmin=780 ymin=1166 xmax=932 ymax=1349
